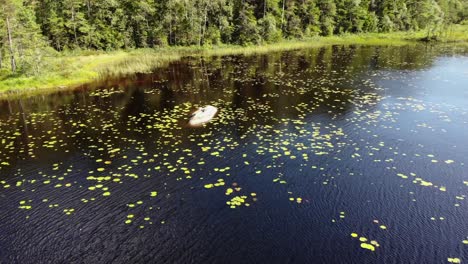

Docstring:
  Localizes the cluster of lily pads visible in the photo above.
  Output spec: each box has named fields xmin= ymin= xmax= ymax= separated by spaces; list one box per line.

xmin=0 ymin=48 xmax=466 ymax=261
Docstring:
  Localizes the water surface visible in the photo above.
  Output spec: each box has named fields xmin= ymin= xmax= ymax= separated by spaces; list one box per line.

xmin=0 ymin=44 xmax=467 ymax=263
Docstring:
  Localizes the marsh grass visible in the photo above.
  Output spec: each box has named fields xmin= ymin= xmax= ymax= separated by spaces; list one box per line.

xmin=441 ymin=24 xmax=468 ymax=43
xmin=1 ymin=25 xmax=467 ymax=98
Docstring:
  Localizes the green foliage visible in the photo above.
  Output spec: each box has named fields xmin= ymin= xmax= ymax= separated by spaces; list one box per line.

xmin=318 ymin=0 xmax=337 ymax=36
xmin=235 ymin=3 xmax=261 ymax=45
xmin=0 ymin=0 xmax=50 ymax=75
xmin=0 ymin=0 xmax=466 ymax=80
xmin=259 ymin=14 xmax=282 ymax=43
xmin=2 ymin=24 xmax=468 ymax=96
xmin=0 ymin=0 xmax=463 ymax=52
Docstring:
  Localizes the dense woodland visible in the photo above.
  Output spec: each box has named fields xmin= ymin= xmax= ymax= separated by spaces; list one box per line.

xmin=0 ymin=0 xmax=467 ymax=74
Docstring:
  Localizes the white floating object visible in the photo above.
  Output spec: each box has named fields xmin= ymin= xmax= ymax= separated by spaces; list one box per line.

xmin=188 ymin=105 xmax=218 ymax=126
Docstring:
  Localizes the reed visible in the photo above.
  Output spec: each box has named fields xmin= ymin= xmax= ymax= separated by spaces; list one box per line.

xmin=1 ymin=25 xmax=466 ymax=98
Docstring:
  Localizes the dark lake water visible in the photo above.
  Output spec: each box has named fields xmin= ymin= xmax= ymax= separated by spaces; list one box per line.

xmin=0 ymin=44 xmax=467 ymax=264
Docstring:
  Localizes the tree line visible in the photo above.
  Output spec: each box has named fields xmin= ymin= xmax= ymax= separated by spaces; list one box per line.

xmin=1 ymin=0 xmax=467 ymax=74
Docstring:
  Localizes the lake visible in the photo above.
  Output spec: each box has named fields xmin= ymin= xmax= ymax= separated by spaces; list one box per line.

xmin=0 ymin=44 xmax=467 ymax=263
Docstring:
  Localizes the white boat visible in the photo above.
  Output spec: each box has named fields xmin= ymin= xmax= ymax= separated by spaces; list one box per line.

xmin=188 ymin=105 xmax=218 ymax=126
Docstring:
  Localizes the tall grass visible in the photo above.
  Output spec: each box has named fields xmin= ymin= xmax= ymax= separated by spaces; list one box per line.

xmin=0 ymin=25 xmax=467 ymax=98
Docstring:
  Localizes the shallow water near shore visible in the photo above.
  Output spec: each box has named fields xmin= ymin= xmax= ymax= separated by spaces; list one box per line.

xmin=0 ymin=44 xmax=467 ymax=263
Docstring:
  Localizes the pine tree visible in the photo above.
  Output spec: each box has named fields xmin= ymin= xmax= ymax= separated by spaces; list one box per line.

xmin=1 ymin=0 xmax=48 ymax=74
xmin=318 ymin=0 xmax=337 ymax=36
xmin=234 ymin=2 xmax=261 ymax=45
xmin=0 ymin=0 xmax=465 ymax=54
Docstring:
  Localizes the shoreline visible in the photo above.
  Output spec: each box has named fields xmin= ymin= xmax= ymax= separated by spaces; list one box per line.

xmin=1 ymin=26 xmax=467 ymax=99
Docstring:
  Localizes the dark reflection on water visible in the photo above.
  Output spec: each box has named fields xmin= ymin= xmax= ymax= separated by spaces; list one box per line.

xmin=0 ymin=45 xmax=467 ymax=264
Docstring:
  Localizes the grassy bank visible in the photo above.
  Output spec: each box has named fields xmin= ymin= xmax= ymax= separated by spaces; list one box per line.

xmin=1 ymin=25 xmax=467 ymax=98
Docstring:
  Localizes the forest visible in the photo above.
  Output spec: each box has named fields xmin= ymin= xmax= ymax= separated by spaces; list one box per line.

xmin=0 ymin=0 xmax=467 ymax=76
